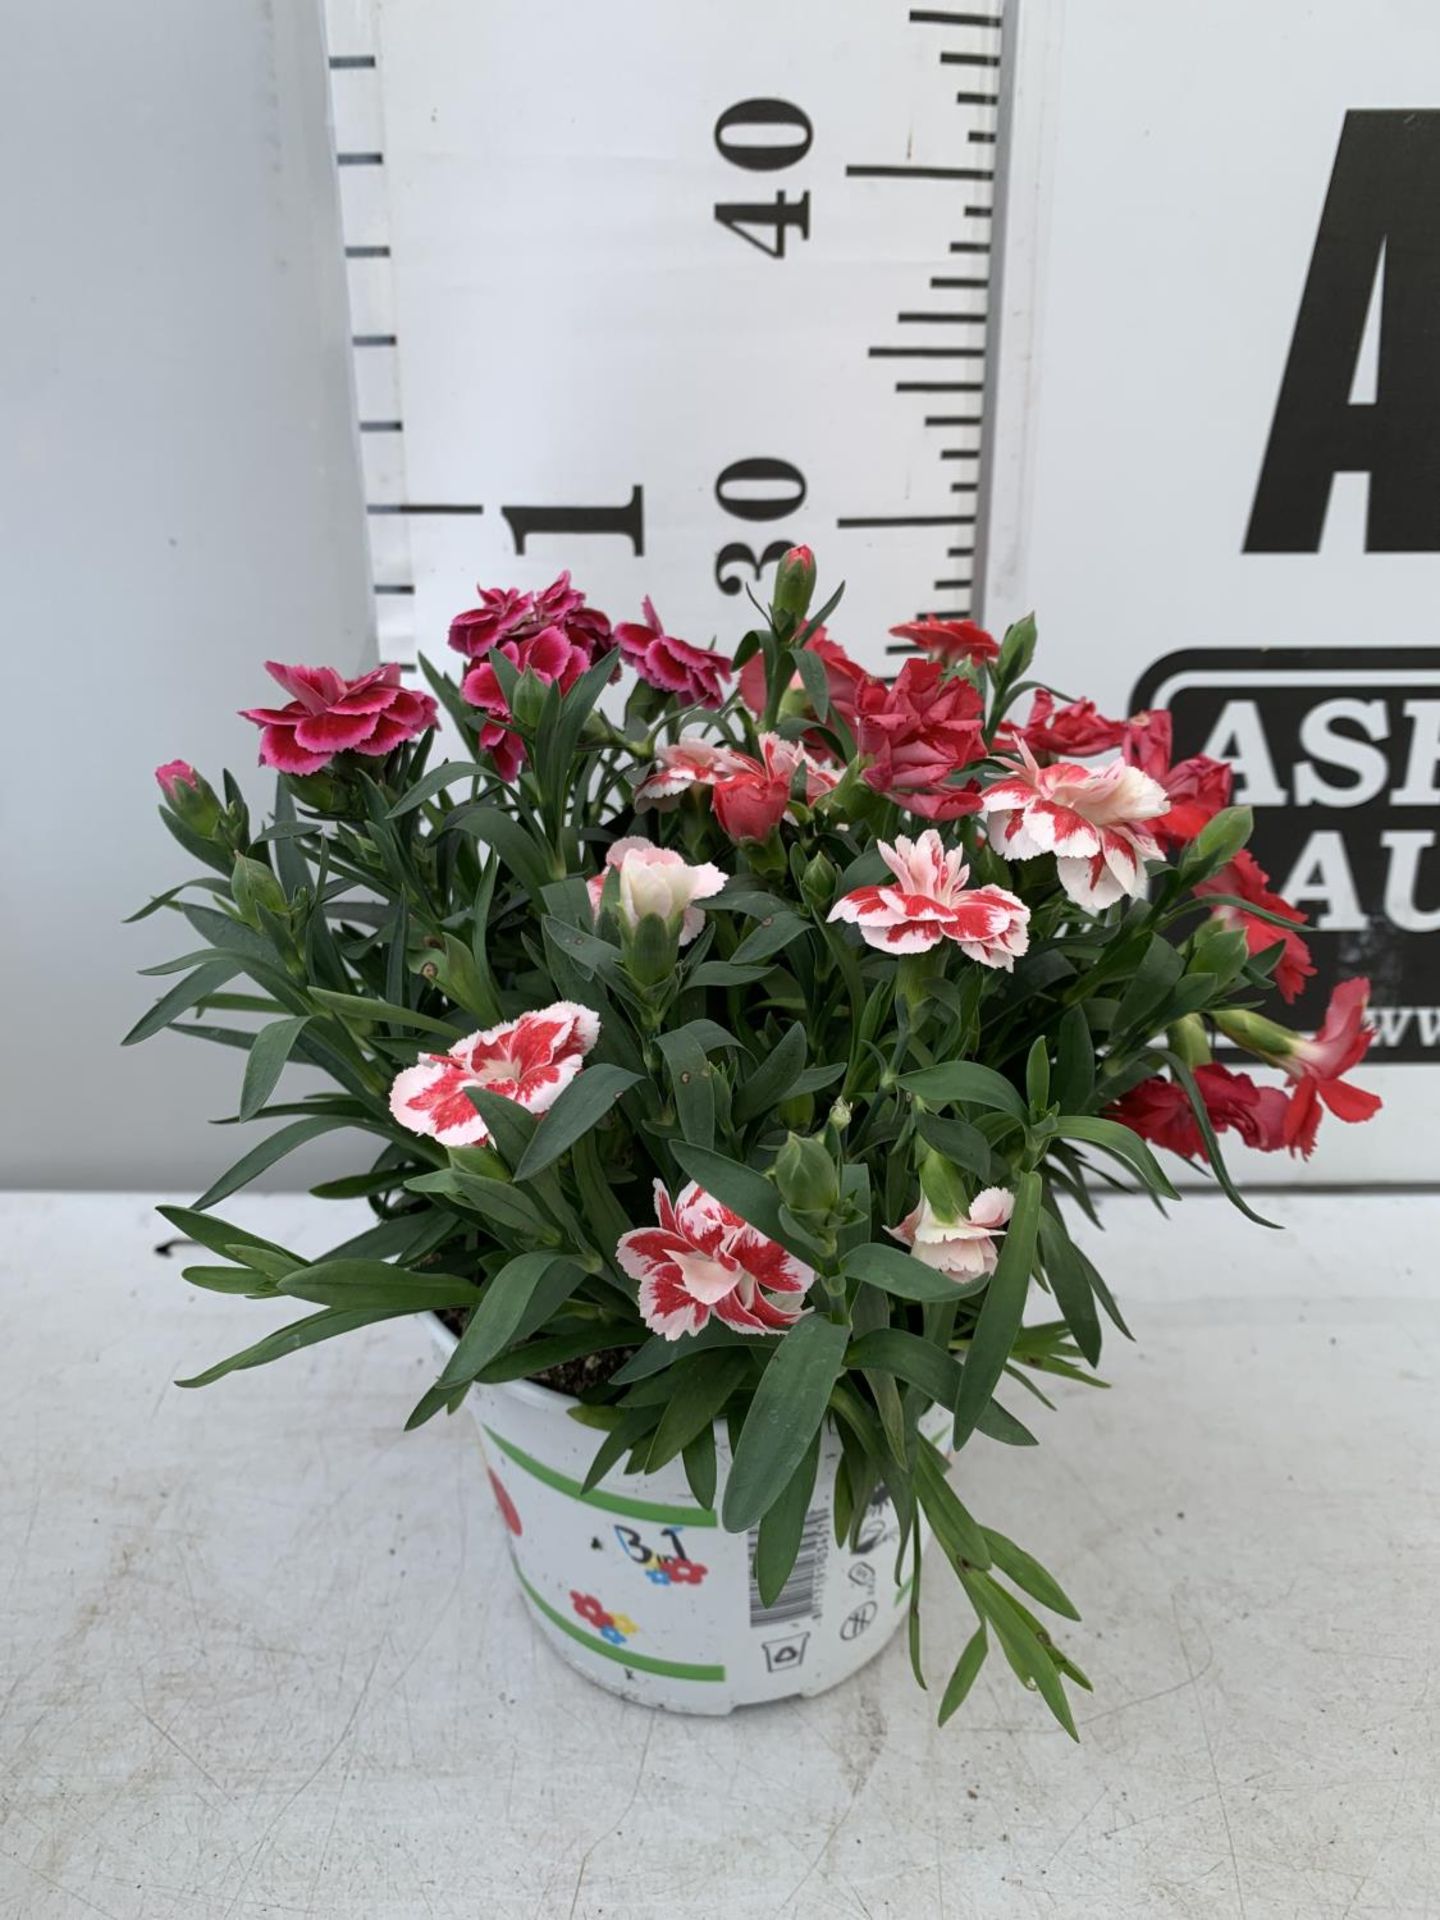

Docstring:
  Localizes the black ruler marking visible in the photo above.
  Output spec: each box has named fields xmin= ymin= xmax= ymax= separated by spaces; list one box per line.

xmin=337 ymin=151 xmax=385 ymax=167
xmin=345 ymin=245 xmax=392 ymax=259
xmin=360 ymin=420 xmax=404 ymax=433
xmin=373 ymin=584 xmax=415 ymax=596
xmin=909 ymin=8 xmax=1001 ymax=22
xmin=837 ymin=514 xmax=971 ymax=529
xmin=366 ymin=504 xmax=485 ymax=516
xmin=328 ymin=54 xmax=376 ymax=70
xmin=847 ymin=163 xmax=992 ymax=181
xmin=870 ymin=346 xmax=986 ymax=359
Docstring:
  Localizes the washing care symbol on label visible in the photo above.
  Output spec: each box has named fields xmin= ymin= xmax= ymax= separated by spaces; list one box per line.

xmin=848 ymin=1561 xmax=877 ymax=1591
xmin=853 ymin=1488 xmax=894 ymax=1556
xmin=840 ymin=1602 xmax=878 ymax=1641
xmin=762 ymin=1632 xmax=810 ymax=1673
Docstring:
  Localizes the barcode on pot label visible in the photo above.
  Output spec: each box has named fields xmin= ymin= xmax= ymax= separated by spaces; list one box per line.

xmin=749 ymin=1507 xmax=830 ymax=1629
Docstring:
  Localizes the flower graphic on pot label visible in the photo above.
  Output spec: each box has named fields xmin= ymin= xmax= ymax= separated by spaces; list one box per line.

xmin=978 ymin=740 xmax=1170 ymax=911
xmin=388 ymin=1002 xmax=600 ymax=1149
xmin=239 ymin=662 xmax=437 ymax=774
xmin=617 ymin=1181 xmax=815 ymax=1340
xmin=661 ymin=1557 xmax=707 ymax=1587
xmin=587 ymin=838 xmax=727 ymax=947
xmin=569 ymin=1592 xmax=637 ymax=1645
xmin=828 ymin=829 xmax=1030 ymax=967
xmin=487 ymin=1469 xmax=522 ymax=1537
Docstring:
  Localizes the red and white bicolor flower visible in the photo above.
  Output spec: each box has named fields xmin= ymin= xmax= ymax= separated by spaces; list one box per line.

xmin=890 ymin=1187 xmax=1015 ymax=1283
xmin=827 ymin=829 xmax=1029 ymax=967
xmin=632 ymin=734 xmax=754 ymax=805
xmin=617 ymin=1181 xmax=815 ymax=1340
xmin=388 ymin=1002 xmax=600 ymax=1149
xmin=587 ymin=837 xmax=726 ymax=946
xmin=978 ymin=741 xmax=1169 ymax=911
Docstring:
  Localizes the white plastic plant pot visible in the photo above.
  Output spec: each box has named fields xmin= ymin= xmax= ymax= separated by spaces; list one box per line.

xmin=428 ymin=1317 xmax=943 ymax=1714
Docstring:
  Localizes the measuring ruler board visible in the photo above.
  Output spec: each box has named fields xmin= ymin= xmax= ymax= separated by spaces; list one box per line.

xmin=323 ymin=0 xmax=1007 ymax=673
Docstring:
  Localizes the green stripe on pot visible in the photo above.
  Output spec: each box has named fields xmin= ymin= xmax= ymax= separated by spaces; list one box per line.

xmin=516 ymin=1571 xmax=727 ymax=1683
xmin=483 ymin=1426 xmax=719 ymax=1528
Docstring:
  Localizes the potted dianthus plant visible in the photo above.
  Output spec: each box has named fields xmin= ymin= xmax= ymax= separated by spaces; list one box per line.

xmin=133 ymin=549 xmax=1379 ymax=1726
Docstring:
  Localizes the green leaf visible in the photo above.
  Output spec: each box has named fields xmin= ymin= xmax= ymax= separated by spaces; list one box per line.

xmin=177 ymin=1306 xmax=413 ymax=1387
xmin=1053 ymin=1114 xmax=1179 ymax=1200
xmin=938 ymin=1625 xmax=989 ymax=1727
xmin=179 ymin=1264 xmax=275 ymax=1296
xmin=436 ymin=1253 xmax=582 ymax=1388
xmin=386 ymin=759 xmax=482 ymax=818
xmin=687 ymin=960 xmax=772 ymax=989
xmin=646 ymin=1350 xmax=751 ymax=1470
xmin=405 ymin=1166 xmax=549 ymax=1236
xmin=960 ymin=1569 xmax=1079 ymax=1740
xmin=722 ymin=1314 xmax=849 ymax=1531
xmin=841 ymin=1241 xmax=977 ymax=1305
xmin=730 ymin=912 xmax=810 ymax=966
xmin=668 ymin=1142 xmax=788 ymax=1245
xmin=1114 ymin=933 xmax=1185 ymax=1038
xmin=733 ymin=1022 xmax=807 ymax=1126
xmin=462 ymin=1089 xmax=536 ymax=1171
xmin=1051 ymin=1005 xmax=1095 ymax=1113
xmin=953 ymin=1168 xmax=1042 ymax=1449
xmin=541 ymin=916 xmax=624 ymax=980
xmin=309 ymin=987 xmax=460 ymax=1040
xmin=277 ymin=1258 xmax=483 ymax=1311
xmin=981 ymin=1527 xmax=1081 ymax=1620
xmin=123 ymin=957 xmax=243 ymax=1046
xmin=914 ymin=1113 xmax=995 ymax=1182
xmin=973 ymin=1399 xmax=1038 ymax=1447
xmin=900 ymin=1061 xmax=1027 ymax=1121
xmin=792 ymin=644 xmax=831 ymax=721
xmin=238 ymin=1015 xmax=311 ymax=1122
xmin=655 ymin=1028 xmax=717 ymax=1151
xmin=1037 ymin=1208 xmax=1102 ymax=1367
xmin=449 ymin=804 xmax=555 ymax=898
xmin=846 ymin=1326 xmax=962 ymax=1404
xmin=681 ymin=1424 xmax=718 ymax=1509
xmin=1154 ymin=1050 xmax=1281 ymax=1229
xmin=1024 ymin=1037 xmax=1051 ymax=1113
xmin=193 ymin=1116 xmax=360 ymax=1211
xmin=513 ymin=1064 xmax=640 ymax=1181
xmin=754 ymin=1432 xmax=821 ymax=1607
xmin=914 ymin=1441 xmax=991 ymax=1568
xmin=156 ymin=1203 xmax=297 ymax=1269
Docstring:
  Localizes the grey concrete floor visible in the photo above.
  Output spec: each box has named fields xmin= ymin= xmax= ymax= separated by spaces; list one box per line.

xmin=1 ymin=1189 xmax=1436 ymax=1919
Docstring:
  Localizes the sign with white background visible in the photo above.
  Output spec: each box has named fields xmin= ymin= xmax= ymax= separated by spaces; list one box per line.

xmin=982 ymin=0 xmax=1440 ymax=1179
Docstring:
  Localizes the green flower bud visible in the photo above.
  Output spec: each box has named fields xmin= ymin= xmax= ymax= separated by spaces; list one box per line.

xmin=231 ymin=854 xmax=288 ymax=929
xmin=772 ymin=545 xmax=817 ymax=622
xmin=773 ymin=1131 xmax=840 ymax=1215
xmin=1167 ymin=1012 xmax=1212 ymax=1068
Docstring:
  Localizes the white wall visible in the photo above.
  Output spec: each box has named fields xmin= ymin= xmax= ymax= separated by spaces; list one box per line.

xmin=1 ymin=2 xmax=374 ymax=1188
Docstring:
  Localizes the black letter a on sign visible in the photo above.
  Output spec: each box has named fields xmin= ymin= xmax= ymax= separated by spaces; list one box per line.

xmin=1245 ymin=111 xmax=1440 ymax=553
